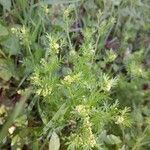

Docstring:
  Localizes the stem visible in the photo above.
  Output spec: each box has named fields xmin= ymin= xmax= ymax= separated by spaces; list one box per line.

xmin=27 ymin=45 xmax=34 ymax=63
xmin=91 ymin=33 xmax=101 ymax=64
xmin=65 ymin=18 xmax=73 ymax=50
xmin=17 ymin=73 xmax=30 ymax=90
xmin=0 ymin=49 xmax=7 ymax=59
xmin=120 ymin=125 xmax=125 ymax=144
xmin=95 ymin=33 xmax=101 ymax=53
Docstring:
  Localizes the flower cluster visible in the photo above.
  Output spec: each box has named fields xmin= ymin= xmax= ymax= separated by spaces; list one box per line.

xmin=82 ymin=116 xmax=96 ymax=147
xmin=0 ymin=105 xmax=8 ymax=125
xmin=105 ymin=50 xmax=117 ymax=62
xmin=31 ymin=71 xmax=53 ymax=97
xmin=62 ymin=73 xmax=81 ymax=85
xmin=115 ymin=107 xmax=131 ymax=127
xmin=100 ymin=74 xmax=118 ymax=92
xmin=69 ymin=105 xmax=97 ymax=148
xmin=42 ymin=5 xmax=49 ymax=14
xmin=115 ymin=116 xmax=124 ymax=125
xmin=46 ymin=34 xmax=59 ymax=54
xmin=11 ymin=26 xmax=31 ymax=46
xmin=36 ymin=83 xmax=53 ymax=97
xmin=76 ymin=105 xmax=88 ymax=117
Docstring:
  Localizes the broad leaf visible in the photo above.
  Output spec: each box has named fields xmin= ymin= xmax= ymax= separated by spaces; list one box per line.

xmin=0 ymin=24 xmax=9 ymax=38
xmin=0 ymin=58 xmax=18 ymax=81
xmin=1 ymin=36 xmax=20 ymax=55
xmin=0 ymin=0 xmax=11 ymax=11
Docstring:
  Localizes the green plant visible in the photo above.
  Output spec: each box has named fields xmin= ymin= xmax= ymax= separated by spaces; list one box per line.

xmin=0 ymin=0 xmax=149 ymax=149
xmin=29 ymin=9 xmax=133 ymax=149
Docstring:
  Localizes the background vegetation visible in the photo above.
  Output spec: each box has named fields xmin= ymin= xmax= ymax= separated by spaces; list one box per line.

xmin=0 ymin=0 xmax=150 ymax=149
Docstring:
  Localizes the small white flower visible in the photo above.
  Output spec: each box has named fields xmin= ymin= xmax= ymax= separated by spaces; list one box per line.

xmin=115 ymin=116 xmax=124 ymax=125
xmin=8 ymin=126 xmax=16 ymax=135
xmin=11 ymin=27 xmax=17 ymax=33
xmin=70 ymin=50 xmax=76 ymax=56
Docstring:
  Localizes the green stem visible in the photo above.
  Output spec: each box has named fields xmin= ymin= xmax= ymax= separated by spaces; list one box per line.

xmin=66 ymin=19 xmax=73 ymax=50
xmin=27 ymin=45 xmax=34 ymax=63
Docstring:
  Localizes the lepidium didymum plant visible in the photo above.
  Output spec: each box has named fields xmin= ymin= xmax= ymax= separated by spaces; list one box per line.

xmin=31 ymin=8 xmax=131 ymax=149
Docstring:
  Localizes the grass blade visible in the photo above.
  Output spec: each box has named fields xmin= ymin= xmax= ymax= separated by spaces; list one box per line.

xmin=0 ymin=89 xmax=31 ymax=143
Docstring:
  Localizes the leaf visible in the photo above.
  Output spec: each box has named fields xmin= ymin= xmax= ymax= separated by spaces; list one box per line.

xmin=0 ymin=23 xmax=9 ymax=38
xmin=49 ymin=132 xmax=60 ymax=150
xmin=32 ymin=141 xmax=39 ymax=150
xmin=0 ymin=59 xmax=11 ymax=81
xmin=0 ymin=58 xmax=17 ymax=81
xmin=43 ymin=103 xmax=67 ymax=134
xmin=0 ymin=89 xmax=31 ymax=143
xmin=1 ymin=36 xmax=20 ymax=55
xmin=37 ymin=99 xmax=48 ymax=124
xmin=11 ymin=135 xmax=21 ymax=148
xmin=105 ymin=134 xmax=122 ymax=145
xmin=0 ymin=0 xmax=11 ymax=11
